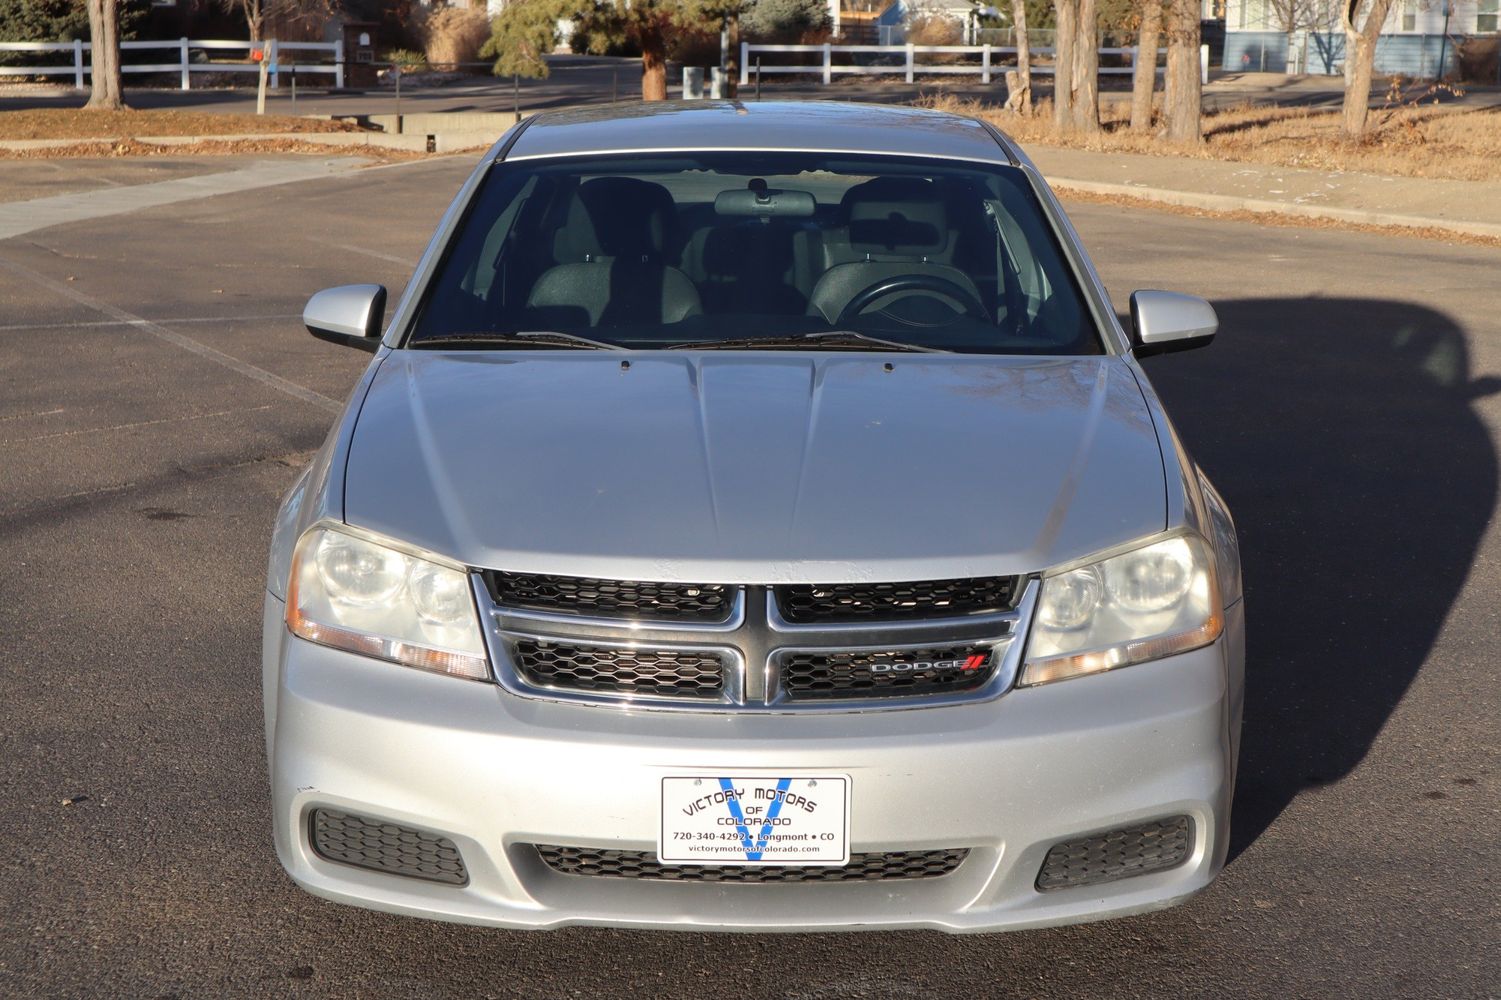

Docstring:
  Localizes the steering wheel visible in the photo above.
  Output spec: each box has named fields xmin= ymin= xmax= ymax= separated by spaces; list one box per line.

xmin=835 ymin=274 xmax=988 ymax=328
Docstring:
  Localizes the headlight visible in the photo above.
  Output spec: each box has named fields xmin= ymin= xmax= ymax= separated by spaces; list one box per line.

xmin=286 ymin=523 xmax=489 ymax=681
xmin=1021 ymin=533 xmax=1222 ymax=686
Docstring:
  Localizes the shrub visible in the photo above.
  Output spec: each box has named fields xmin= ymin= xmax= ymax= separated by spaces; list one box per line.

xmin=423 ymin=7 xmax=492 ymax=68
xmin=383 ymin=48 xmax=429 ymax=71
xmin=742 ymin=0 xmax=831 ymax=43
xmin=907 ymin=13 xmax=963 ymax=47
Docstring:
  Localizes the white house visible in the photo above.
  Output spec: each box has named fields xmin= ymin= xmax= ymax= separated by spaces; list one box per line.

xmin=1224 ymin=0 xmax=1498 ymax=75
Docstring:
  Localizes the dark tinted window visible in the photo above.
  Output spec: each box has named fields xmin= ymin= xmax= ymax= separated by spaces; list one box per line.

xmin=409 ymin=153 xmax=1100 ymax=355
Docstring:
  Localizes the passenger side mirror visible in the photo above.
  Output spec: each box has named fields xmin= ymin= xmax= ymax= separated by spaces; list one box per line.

xmin=1129 ymin=290 xmax=1217 ymax=358
xmin=303 ymin=284 xmax=387 ymax=352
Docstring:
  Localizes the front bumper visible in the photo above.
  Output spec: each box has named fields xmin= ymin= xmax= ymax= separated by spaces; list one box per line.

xmin=263 ymin=592 xmax=1244 ymax=933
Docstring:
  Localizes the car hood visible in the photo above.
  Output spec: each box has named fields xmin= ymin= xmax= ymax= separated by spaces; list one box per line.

xmin=343 ymin=352 xmax=1166 ymax=582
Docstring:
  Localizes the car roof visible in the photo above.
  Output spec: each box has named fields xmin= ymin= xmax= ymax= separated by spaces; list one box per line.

xmin=502 ymin=100 xmax=1019 ymax=165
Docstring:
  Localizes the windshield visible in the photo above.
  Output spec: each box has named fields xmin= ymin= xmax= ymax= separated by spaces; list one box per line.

xmin=408 ymin=152 xmax=1101 ymax=355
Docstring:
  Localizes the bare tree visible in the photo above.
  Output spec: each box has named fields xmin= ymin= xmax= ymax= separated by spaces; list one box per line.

xmin=84 ymin=0 xmax=124 ymax=111
xmin=1005 ymin=0 xmax=1032 ymax=113
xmin=1340 ymin=0 xmax=1397 ymax=136
xmin=1263 ymin=0 xmax=1338 ymax=71
xmin=1163 ymin=0 xmax=1201 ymax=141
xmin=1053 ymin=0 xmax=1077 ymax=127
xmin=222 ymin=0 xmax=271 ymax=41
xmin=1130 ymin=0 xmax=1163 ymax=131
xmin=1071 ymin=0 xmax=1100 ymax=132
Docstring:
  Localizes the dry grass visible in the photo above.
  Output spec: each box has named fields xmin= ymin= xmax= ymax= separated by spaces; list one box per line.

xmin=918 ymin=94 xmax=1501 ymax=182
xmin=422 ymin=8 xmax=492 ymax=68
xmin=0 ymin=109 xmax=360 ymax=141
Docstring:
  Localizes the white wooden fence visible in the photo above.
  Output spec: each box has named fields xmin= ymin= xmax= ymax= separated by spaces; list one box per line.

xmin=740 ymin=42 xmax=1209 ymax=88
xmin=0 ymin=38 xmax=344 ymax=90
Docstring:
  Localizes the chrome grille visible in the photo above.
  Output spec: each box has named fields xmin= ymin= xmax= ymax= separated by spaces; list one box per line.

xmin=511 ymin=639 xmax=727 ymax=698
xmin=534 ymin=845 xmax=969 ymax=882
xmin=776 ymin=644 xmax=996 ymax=701
xmin=479 ymin=574 xmax=1038 ymax=712
xmin=775 ymin=577 xmax=1022 ymax=624
xmin=484 ymin=571 xmax=733 ymax=623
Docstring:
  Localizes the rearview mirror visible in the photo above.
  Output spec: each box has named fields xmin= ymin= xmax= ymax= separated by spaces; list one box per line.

xmin=1129 ymin=290 xmax=1217 ymax=358
xmin=303 ymin=284 xmax=387 ymax=352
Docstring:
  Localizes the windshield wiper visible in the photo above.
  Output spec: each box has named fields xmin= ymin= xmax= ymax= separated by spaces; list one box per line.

xmin=668 ymin=330 xmax=948 ymax=353
xmin=412 ymin=330 xmax=624 ymax=351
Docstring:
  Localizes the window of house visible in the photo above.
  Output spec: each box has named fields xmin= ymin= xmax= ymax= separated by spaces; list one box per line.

xmin=1401 ymin=0 xmax=1417 ymax=31
xmin=1479 ymin=0 xmax=1499 ymax=33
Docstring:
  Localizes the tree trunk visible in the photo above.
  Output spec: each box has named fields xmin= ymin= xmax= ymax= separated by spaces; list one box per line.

xmin=1072 ymin=0 xmax=1100 ymax=132
xmin=84 ymin=0 xmax=125 ymax=111
xmin=1340 ymin=0 xmax=1395 ymax=138
xmin=640 ymin=25 xmax=667 ymax=101
xmin=1008 ymin=0 xmax=1031 ymax=113
xmin=1053 ymin=0 xmax=1077 ymax=129
xmin=1130 ymin=0 xmax=1162 ymax=131
xmin=1163 ymin=0 xmax=1201 ymax=142
xmin=725 ymin=13 xmax=739 ymax=98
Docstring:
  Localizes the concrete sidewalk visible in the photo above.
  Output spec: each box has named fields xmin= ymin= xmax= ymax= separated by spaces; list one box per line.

xmin=1024 ymin=145 xmax=1501 ymax=240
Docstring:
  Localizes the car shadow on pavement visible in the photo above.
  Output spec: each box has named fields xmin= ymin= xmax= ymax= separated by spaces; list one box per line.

xmin=1139 ymin=296 xmax=1500 ymax=860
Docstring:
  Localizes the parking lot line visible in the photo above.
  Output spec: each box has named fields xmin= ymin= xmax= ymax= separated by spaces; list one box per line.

xmin=0 ymin=254 xmax=340 ymax=413
xmin=0 ymin=313 xmax=300 ymax=333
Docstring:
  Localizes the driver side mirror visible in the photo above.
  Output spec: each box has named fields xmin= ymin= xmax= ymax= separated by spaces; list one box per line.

xmin=1129 ymin=290 xmax=1217 ymax=358
xmin=303 ymin=284 xmax=387 ymax=353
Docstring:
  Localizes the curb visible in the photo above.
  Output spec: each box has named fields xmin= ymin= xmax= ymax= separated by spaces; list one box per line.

xmin=1047 ymin=177 xmax=1501 ymax=241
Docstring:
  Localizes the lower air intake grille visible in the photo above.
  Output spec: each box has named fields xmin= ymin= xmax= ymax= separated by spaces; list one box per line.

xmin=775 ymin=577 xmax=1021 ymax=624
xmin=534 ymin=846 xmax=969 ymax=882
xmin=310 ymin=809 xmax=467 ymax=885
xmin=511 ymin=639 xmax=726 ymax=698
xmin=1036 ymin=815 xmax=1193 ymax=891
xmin=778 ymin=644 xmax=996 ymax=701
xmin=485 ymin=572 xmax=733 ymax=623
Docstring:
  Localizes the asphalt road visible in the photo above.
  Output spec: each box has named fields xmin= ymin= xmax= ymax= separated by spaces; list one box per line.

xmin=0 ymin=152 xmax=1497 ymax=999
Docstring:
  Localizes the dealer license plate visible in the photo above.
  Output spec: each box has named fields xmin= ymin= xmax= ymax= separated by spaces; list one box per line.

xmin=659 ymin=775 xmax=850 ymax=866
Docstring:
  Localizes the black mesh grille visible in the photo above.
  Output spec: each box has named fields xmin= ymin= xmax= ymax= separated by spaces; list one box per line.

xmin=486 ymin=572 xmax=734 ymax=623
xmin=1036 ymin=816 xmax=1193 ymax=891
xmin=534 ymin=846 xmax=968 ymax=882
xmin=512 ymin=639 xmax=726 ymax=698
xmin=775 ymin=577 xmax=1021 ymax=624
xmin=310 ymin=809 xmax=467 ymax=885
xmin=779 ymin=644 xmax=996 ymax=701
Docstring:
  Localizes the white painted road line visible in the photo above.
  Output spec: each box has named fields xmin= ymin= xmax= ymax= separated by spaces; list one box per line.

xmin=0 ymin=313 xmax=301 ymax=333
xmin=0 ymin=157 xmax=367 ymax=241
xmin=0 ymin=254 xmax=340 ymax=413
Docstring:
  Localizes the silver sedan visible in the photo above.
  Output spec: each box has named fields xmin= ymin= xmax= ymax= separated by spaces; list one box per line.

xmin=263 ymin=100 xmax=1244 ymax=932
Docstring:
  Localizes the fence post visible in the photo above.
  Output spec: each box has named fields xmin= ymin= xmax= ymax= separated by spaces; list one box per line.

xmin=823 ymin=42 xmax=832 ymax=85
xmin=982 ymin=43 xmax=991 ymax=84
xmin=269 ymin=38 xmax=279 ymax=90
xmin=334 ymin=38 xmax=344 ymax=89
xmin=1200 ymin=43 xmax=1208 ymax=85
xmin=739 ymin=41 xmax=749 ymax=86
xmin=905 ymin=42 xmax=915 ymax=83
xmin=179 ymin=37 xmax=190 ymax=90
xmin=73 ymin=38 xmax=84 ymax=89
